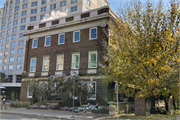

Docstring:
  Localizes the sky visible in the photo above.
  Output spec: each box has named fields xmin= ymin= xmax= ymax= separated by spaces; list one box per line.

xmin=0 ymin=0 xmax=172 ymax=13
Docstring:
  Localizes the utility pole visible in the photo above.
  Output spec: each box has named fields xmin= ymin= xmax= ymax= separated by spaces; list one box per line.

xmin=73 ymin=80 xmax=75 ymax=118
xmin=115 ymin=82 xmax=119 ymax=120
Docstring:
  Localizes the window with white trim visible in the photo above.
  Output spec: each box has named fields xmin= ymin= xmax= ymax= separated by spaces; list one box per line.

xmin=6 ymin=37 xmax=9 ymax=42
xmin=45 ymin=36 xmax=51 ymax=46
xmin=41 ymin=7 xmax=46 ymax=12
xmin=12 ymin=35 xmax=16 ymax=39
xmin=41 ymin=0 xmax=47 ymax=5
xmin=50 ymin=4 xmax=56 ymax=9
xmin=31 ymin=9 xmax=37 ymax=14
xmin=8 ymin=16 xmax=12 ymax=21
xmin=7 ymin=30 xmax=10 ymax=35
xmin=27 ymin=85 xmax=33 ymax=98
xmin=1 ymin=32 xmax=5 ymax=36
xmin=9 ymin=65 xmax=13 ymax=70
xmin=56 ymin=55 xmax=64 ymax=70
xmin=32 ymin=2 xmax=38 ymax=7
xmin=73 ymin=31 xmax=80 ymax=42
xmin=30 ymin=58 xmax=36 ymax=72
xmin=5 ymin=44 xmax=9 ymax=49
xmin=10 ymin=57 xmax=14 ymax=62
xmin=13 ymin=20 xmax=18 ymax=25
xmin=42 ymin=57 xmax=50 ymax=71
xmin=71 ymin=6 xmax=77 ymax=12
xmin=88 ymin=51 xmax=97 ymax=68
xmin=0 ymin=39 xmax=4 ymax=43
xmin=17 ymin=64 xmax=22 ymax=69
xmin=71 ymin=0 xmax=77 ymax=4
xmin=11 ymin=42 xmax=15 ymax=47
xmin=21 ymin=18 xmax=26 ymax=23
xmin=17 ymin=56 xmax=23 ymax=61
xmin=14 ymin=13 xmax=18 ymax=18
xmin=90 ymin=27 xmax=97 ymax=40
xmin=18 ymin=48 xmax=23 ymax=53
xmin=9 ymin=9 xmax=12 ymax=14
xmin=87 ymin=82 xmax=96 ymax=100
xmin=32 ymin=39 xmax=38 ymax=48
xmin=58 ymin=34 xmax=65 ymax=44
xmin=8 ymin=23 xmax=11 ymax=27
xmin=60 ymin=1 xmax=66 ymax=7
xmin=19 ymin=41 xmax=24 ymax=45
xmin=1 ymin=25 xmax=5 ymax=30
xmin=22 ymin=4 xmax=27 ymax=9
xmin=72 ymin=53 xmax=80 ymax=69
xmin=22 ymin=11 xmax=27 ymax=16
xmin=13 ymin=27 xmax=17 ymax=32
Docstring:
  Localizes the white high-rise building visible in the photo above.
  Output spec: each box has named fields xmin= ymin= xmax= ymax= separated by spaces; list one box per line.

xmin=0 ymin=0 xmax=109 ymax=101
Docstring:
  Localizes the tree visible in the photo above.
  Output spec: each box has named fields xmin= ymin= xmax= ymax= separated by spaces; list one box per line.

xmin=49 ymin=74 xmax=88 ymax=106
xmin=103 ymin=0 xmax=179 ymax=113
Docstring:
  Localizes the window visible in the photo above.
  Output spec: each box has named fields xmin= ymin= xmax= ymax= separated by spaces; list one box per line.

xmin=7 ymin=30 xmax=10 ymax=35
xmin=12 ymin=35 xmax=16 ymax=40
xmin=32 ymin=2 xmax=38 ymax=7
xmin=10 ymin=3 xmax=13 ymax=7
xmin=27 ymin=85 xmax=33 ymax=98
xmin=11 ymin=42 xmax=15 ymax=47
xmin=40 ymin=15 xmax=45 ymax=20
xmin=30 ymin=58 xmax=36 ymax=72
xmin=41 ymin=0 xmax=46 ymax=5
xmin=86 ymin=8 xmax=89 ymax=11
xmin=72 ymin=53 xmax=80 ymax=69
xmin=23 ymin=0 xmax=27 ymax=2
xmin=32 ymin=39 xmax=38 ymax=48
xmin=8 ymin=23 xmax=11 ymax=27
xmin=14 ymin=13 xmax=18 ymax=18
xmin=0 ymin=39 xmax=4 ymax=43
xmin=45 ymin=36 xmax=51 ymax=46
xmin=51 ymin=0 xmax=56 ymax=2
xmin=22 ymin=4 xmax=27 ymax=9
xmin=10 ymin=50 xmax=15 ymax=55
xmin=16 ymin=0 xmax=20 ymax=4
xmin=17 ymin=64 xmax=22 ymax=69
xmin=1 ymin=25 xmax=5 ymax=30
xmin=8 ymin=16 xmax=12 ymax=21
xmin=3 ymin=66 xmax=6 ymax=71
xmin=17 ymin=56 xmax=23 ymax=61
xmin=19 ymin=33 xmax=25 ymax=38
xmin=9 ymin=9 xmax=12 ymax=14
xmin=31 ymin=9 xmax=37 ymax=14
xmin=60 ymin=9 xmax=66 ymax=12
xmin=0 ymin=46 xmax=3 ymax=50
xmin=19 ymin=41 xmax=24 ymax=45
xmin=71 ymin=6 xmax=77 ymax=12
xmin=58 ymin=34 xmax=65 ymax=44
xmin=86 ymin=0 xmax=90 ymax=6
xmin=20 ymin=25 xmax=26 ymax=30
xmin=18 ymin=48 xmax=23 ymax=53
xmin=6 ymin=6 xmax=8 ymax=10
xmin=50 ymin=4 xmax=56 ymax=10
xmin=21 ymin=18 xmax=26 ymax=23
xmin=4 ymin=51 xmax=8 ymax=56
xmin=2 ymin=19 xmax=6 ymax=23
xmin=90 ymin=27 xmax=97 ymax=40
xmin=60 ymin=1 xmax=66 ymax=7
xmin=13 ymin=27 xmax=17 ymax=33
xmin=88 ymin=51 xmax=97 ymax=68
xmin=5 ymin=13 xmax=8 ymax=16
xmin=43 ymin=57 xmax=50 ymax=71
xmin=30 ymin=16 xmax=36 ymax=21
xmin=41 ymin=7 xmax=46 ymax=12
xmin=5 ymin=44 xmax=8 ymax=49
xmin=9 ymin=65 xmax=13 ymax=70
xmin=15 ymin=6 xmax=19 ymax=12
xmin=71 ymin=0 xmax=77 ymax=4
xmin=56 ymin=55 xmax=64 ymax=70
xmin=10 ymin=57 xmax=14 ymax=62
xmin=6 ymin=37 xmax=9 ymax=42
xmin=73 ymin=31 xmax=80 ymax=42
xmin=1 ymin=32 xmax=5 ymax=36
xmin=4 ymin=59 xmax=7 ymax=63
xmin=87 ymin=82 xmax=96 ymax=100
xmin=13 ymin=20 xmax=18 ymax=25
xmin=22 ymin=11 xmax=27 ymax=16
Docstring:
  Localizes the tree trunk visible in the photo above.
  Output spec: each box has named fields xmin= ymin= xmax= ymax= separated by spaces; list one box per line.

xmin=79 ymin=96 xmax=82 ymax=106
xmin=164 ymin=99 xmax=169 ymax=111
xmin=172 ymin=96 xmax=176 ymax=110
xmin=150 ymin=97 xmax=156 ymax=114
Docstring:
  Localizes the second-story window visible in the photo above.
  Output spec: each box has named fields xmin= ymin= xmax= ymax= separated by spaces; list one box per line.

xmin=88 ymin=51 xmax=97 ymax=68
xmin=31 ymin=9 xmax=37 ymax=14
xmin=56 ymin=55 xmax=64 ymax=70
xmin=50 ymin=4 xmax=56 ymax=10
xmin=43 ymin=57 xmax=50 ymax=71
xmin=1 ymin=32 xmax=5 ymax=37
xmin=10 ymin=3 xmax=13 ymax=7
xmin=41 ymin=7 xmax=46 ymax=12
xmin=41 ymin=0 xmax=47 ymax=5
xmin=45 ymin=36 xmax=51 ymax=46
xmin=6 ymin=37 xmax=9 ymax=42
xmin=0 ymin=39 xmax=4 ymax=43
xmin=32 ymin=39 xmax=38 ymax=48
xmin=90 ymin=27 xmax=97 ymax=40
xmin=30 ymin=58 xmax=36 ymax=72
xmin=58 ymin=34 xmax=65 ymax=44
xmin=19 ymin=33 xmax=25 ymax=38
xmin=72 ymin=53 xmax=80 ymax=69
xmin=32 ymin=2 xmax=38 ymax=7
xmin=8 ymin=23 xmax=11 ymax=27
xmin=9 ymin=65 xmax=13 ymax=70
xmin=73 ymin=31 xmax=80 ymax=42
xmin=60 ymin=1 xmax=66 ymax=7
xmin=71 ymin=6 xmax=77 ymax=12
xmin=71 ymin=0 xmax=77 ymax=4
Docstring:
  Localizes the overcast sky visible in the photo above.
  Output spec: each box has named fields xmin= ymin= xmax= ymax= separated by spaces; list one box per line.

xmin=0 ymin=0 xmax=172 ymax=13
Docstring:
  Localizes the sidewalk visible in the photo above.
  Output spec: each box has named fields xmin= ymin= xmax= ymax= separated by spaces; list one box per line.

xmin=0 ymin=108 xmax=113 ymax=120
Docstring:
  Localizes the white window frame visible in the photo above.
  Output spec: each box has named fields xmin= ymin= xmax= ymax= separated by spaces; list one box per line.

xmin=45 ymin=36 xmax=51 ymax=47
xmin=10 ymin=57 xmax=14 ymax=62
xmin=16 ymin=64 xmax=22 ymax=69
xmin=89 ymin=27 xmax=97 ymax=40
xmin=9 ymin=65 xmax=13 ymax=70
xmin=87 ymin=82 xmax=96 ymax=100
xmin=27 ymin=85 xmax=33 ymax=98
xmin=56 ymin=55 xmax=64 ymax=70
xmin=71 ymin=53 xmax=80 ymax=69
xmin=17 ymin=56 xmax=23 ymax=61
xmin=32 ymin=38 xmax=38 ymax=48
xmin=30 ymin=58 xmax=36 ymax=72
xmin=58 ymin=34 xmax=65 ymax=45
xmin=73 ymin=31 xmax=80 ymax=42
xmin=42 ymin=56 xmax=50 ymax=71
xmin=88 ymin=51 xmax=97 ymax=68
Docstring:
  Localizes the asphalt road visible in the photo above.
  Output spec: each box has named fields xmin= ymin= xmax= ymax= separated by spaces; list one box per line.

xmin=0 ymin=113 xmax=61 ymax=120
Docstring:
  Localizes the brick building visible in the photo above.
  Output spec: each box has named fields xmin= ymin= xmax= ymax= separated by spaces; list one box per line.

xmin=20 ymin=6 xmax=116 ymax=105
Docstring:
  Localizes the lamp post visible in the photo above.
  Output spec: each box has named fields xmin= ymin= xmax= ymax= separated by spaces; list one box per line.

xmin=73 ymin=80 xmax=75 ymax=118
xmin=115 ymin=82 xmax=119 ymax=120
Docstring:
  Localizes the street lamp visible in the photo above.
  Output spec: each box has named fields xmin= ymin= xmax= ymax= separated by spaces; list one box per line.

xmin=115 ymin=82 xmax=119 ymax=120
xmin=73 ymin=80 xmax=75 ymax=118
